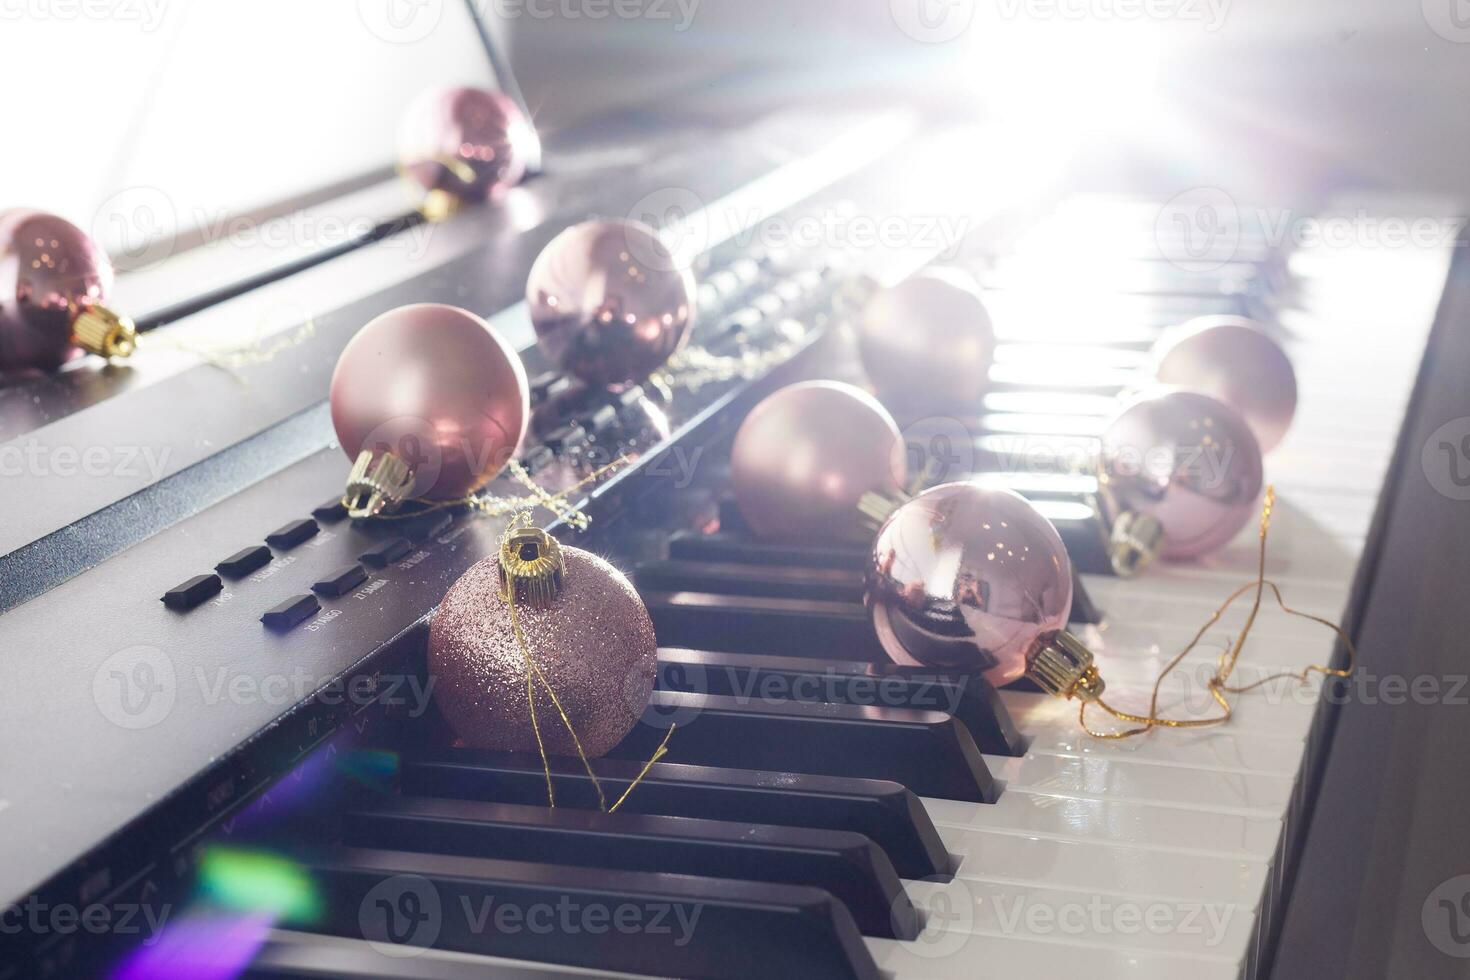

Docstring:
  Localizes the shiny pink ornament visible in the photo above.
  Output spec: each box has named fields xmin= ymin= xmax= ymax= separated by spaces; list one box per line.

xmin=857 ymin=268 xmax=995 ymax=410
xmin=866 ymin=483 xmax=1073 ymax=687
xmin=731 ymin=381 xmax=907 ymax=541
xmin=0 ymin=209 xmax=116 ymax=371
xmin=526 ymin=219 xmax=695 ymax=387
xmin=429 ymin=544 xmax=657 ymax=757
xmin=1098 ymin=388 xmax=1264 ymax=560
xmin=330 ymin=304 xmax=529 ymax=508
xmin=1153 ymin=315 xmax=1297 ymax=453
xmin=398 ymin=86 xmax=535 ymax=202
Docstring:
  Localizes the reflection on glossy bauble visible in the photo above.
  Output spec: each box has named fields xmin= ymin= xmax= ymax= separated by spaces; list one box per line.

xmin=429 ymin=546 xmax=658 ymax=757
xmin=731 ymin=381 xmax=907 ymax=541
xmin=0 ymin=209 xmax=120 ymax=371
xmin=1153 ymin=315 xmax=1296 ymax=453
xmin=527 ymin=219 xmax=695 ymax=387
xmin=857 ymin=268 xmax=995 ymax=410
xmin=330 ymin=303 xmax=529 ymax=503
xmin=398 ymin=86 xmax=535 ymax=202
xmin=866 ymin=483 xmax=1073 ymax=687
xmin=1098 ymin=388 xmax=1263 ymax=559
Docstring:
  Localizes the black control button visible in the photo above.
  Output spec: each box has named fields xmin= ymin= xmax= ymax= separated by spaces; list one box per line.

xmin=404 ymin=511 xmax=453 ymax=545
xmin=313 ymin=564 xmax=368 ymax=598
xmin=261 ymin=594 xmax=320 ymax=631
xmin=530 ymin=371 xmax=574 ymax=405
xmin=543 ymin=424 xmax=590 ymax=455
xmin=266 ymin=518 xmax=319 ymax=550
xmin=360 ymin=537 xmax=412 ymax=568
xmin=162 ymin=574 xmax=223 ymax=611
xmin=216 ymin=545 xmax=272 ymax=579
xmin=312 ymin=497 xmax=349 ymax=523
xmin=576 ymin=404 xmax=618 ymax=434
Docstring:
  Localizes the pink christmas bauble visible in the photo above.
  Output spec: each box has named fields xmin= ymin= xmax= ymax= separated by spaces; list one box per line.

xmin=330 ymin=303 xmax=529 ymax=501
xmin=0 ymin=209 xmax=114 ymax=371
xmin=398 ymin=86 xmax=535 ymax=202
xmin=866 ymin=483 xmax=1073 ymax=687
xmin=1098 ymin=388 xmax=1264 ymax=559
xmin=730 ymin=381 xmax=907 ymax=541
xmin=526 ymin=219 xmax=695 ymax=387
xmin=857 ymin=268 xmax=995 ymax=410
xmin=429 ymin=545 xmax=658 ymax=757
xmin=1153 ymin=315 xmax=1296 ymax=453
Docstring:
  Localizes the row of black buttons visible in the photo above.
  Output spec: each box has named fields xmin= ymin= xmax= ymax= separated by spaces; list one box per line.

xmin=255 ymin=508 xmax=457 ymax=633
xmin=160 ymin=495 xmax=353 ymax=615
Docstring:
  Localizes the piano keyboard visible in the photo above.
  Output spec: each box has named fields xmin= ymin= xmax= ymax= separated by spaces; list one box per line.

xmin=3 ymin=171 xmax=1454 ymax=979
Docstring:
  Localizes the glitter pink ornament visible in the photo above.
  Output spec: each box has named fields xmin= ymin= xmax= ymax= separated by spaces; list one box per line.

xmin=526 ymin=219 xmax=695 ymax=387
xmin=730 ymin=381 xmax=907 ymax=541
xmin=1097 ymin=388 xmax=1264 ymax=571
xmin=0 ymin=209 xmax=136 ymax=372
xmin=1152 ymin=315 xmax=1297 ymax=453
xmin=866 ymin=483 xmax=1102 ymax=695
xmin=429 ymin=529 xmax=657 ymax=757
xmin=330 ymin=303 xmax=529 ymax=517
xmin=398 ymin=86 xmax=536 ymax=203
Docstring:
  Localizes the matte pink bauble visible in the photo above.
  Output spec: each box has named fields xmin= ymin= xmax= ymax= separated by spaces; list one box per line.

xmin=526 ymin=219 xmax=695 ymax=387
xmin=1153 ymin=315 xmax=1296 ymax=453
xmin=330 ymin=304 xmax=529 ymax=504
xmin=866 ymin=483 xmax=1073 ymax=687
xmin=731 ymin=381 xmax=907 ymax=541
xmin=857 ymin=268 xmax=995 ymax=410
xmin=429 ymin=544 xmax=658 ymax=757
xmin=1098 ymin=389 xmax=1263 ymax=559
xmin=0 ymin=209 xmax=134 ymax=371
xmin=398 ymin=86 xmax=535 ymax=202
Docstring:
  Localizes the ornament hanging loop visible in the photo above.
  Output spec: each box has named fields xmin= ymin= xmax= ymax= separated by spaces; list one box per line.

xmin=499 ymin=526 xmax=565 ymax=610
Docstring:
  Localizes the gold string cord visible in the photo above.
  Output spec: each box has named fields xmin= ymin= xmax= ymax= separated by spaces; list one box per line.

xmin=1081 ymin=486 xmax=1357 ymax=739
xmin=137 ymin=317 xmax=319 ymax=383
xmin=496 ymin=511 xmax=675 ymax=812
xmin=368 ymin=457 xmax=630 ymax=532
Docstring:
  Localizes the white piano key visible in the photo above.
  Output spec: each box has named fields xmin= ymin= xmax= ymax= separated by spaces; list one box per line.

xmin=1018 ymin=718 xmax=1309 ymax=779
xmin=981 ymin=753 xmax=1292 ymax=817
xmin=903 ymin=878 xmax=1256 ymax=959
xmin=921 ymin=790 xmax=1282 ymax=860
xmin=939 ymin=826 xmax=1267 ymax=904
xmin=866 ymin=932 xmax=1244 ymax=980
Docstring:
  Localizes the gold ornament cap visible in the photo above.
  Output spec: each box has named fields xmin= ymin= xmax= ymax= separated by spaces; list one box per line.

xmin=499 ymin=526 xmax=565 ymax=610
xmin=72 ymin=307 xmax=137 ymax=360
xmin=1028 ymin=630 xmax=1106 ymax=702
xmin=857 ymin=489 xmax=913 ymax=531
xmin=1108 ymin=510 xmax=1164 ymax=578
xmin=344 ymin=449 xmax=416 ymax=519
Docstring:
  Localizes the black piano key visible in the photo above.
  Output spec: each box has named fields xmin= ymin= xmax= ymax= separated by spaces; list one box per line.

xmin=296 ymin=847 xmax=881 ymax=980
xmin=611 ymin=691 xmax=998 ymax=803
xmin=246 ymin=929 xmax=592 ymax=978
xmin=668 ymin=531 xmax=868 ymax=570
xmin=400 ymin=750 xmax=952 ymax=879
xmin=644 ymin=590 xmax=887 ymax=661
xmin=343 ymin=797 xmax=918 ymax=939
xmin=655 ymin=647 xmax=1025 ymax=757
xmin=634 ymin=558 xmax=865 ymax=602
